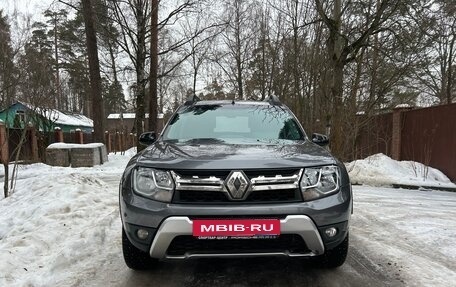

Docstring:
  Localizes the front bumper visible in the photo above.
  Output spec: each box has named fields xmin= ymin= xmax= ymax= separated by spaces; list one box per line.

xmin=149 ymin=215 xmax=324 ymax=259
xmin=120 ymin=184 xmax=352 ymax=258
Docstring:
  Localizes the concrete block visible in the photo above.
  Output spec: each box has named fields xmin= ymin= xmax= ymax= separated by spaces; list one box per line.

xmin=98 ymin=145 xmax=108 ymax=163
xmin=70 ymin=148 xmax=101 ymax=167
xmin=46 ymin=149 xmax=70 ymax=167
xmin=46 ymin=143 xmax=107 ymax=167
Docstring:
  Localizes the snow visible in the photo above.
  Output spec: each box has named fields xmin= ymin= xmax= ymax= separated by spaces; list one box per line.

xmin=107 ymin=113 xmax=164 ymax=119
xmin=395 ymin=103 xmax=412 ymax=108
xmin=0 ymin=148 xmax=136 ymax=286
xmin=47 ymin=143 xmax=105 ymax=149
xmin=22 ymin=102 xmax=93 ymax=128
xmin=346 ymin=153 xmax=456 ymax=189
xmin=1 ymin=149 xmax=455 ymax=286
xmin=353 ymin=186 xmax=456 ymax=286
xmin=107 ymin=113 xmax=138 ymax=119
xmin=50 ymin=112 xmax=93 ymax=128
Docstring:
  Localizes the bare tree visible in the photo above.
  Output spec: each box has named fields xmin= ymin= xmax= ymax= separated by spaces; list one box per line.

xmin=213 ymin=0 xmax=259 ymax=100
xmin=245 ymin=6 xmax=276 ymax=101
xmin=314 ymin=0 xmax=402 ymax=158
xmin=179 ymin=7 xmax=219 ymax=96
xmin=410 ymin=0 xmax=456 ymax=105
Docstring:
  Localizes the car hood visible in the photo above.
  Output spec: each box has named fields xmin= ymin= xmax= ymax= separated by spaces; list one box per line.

xmin=133 ymin=140 xmax=336 ymax=170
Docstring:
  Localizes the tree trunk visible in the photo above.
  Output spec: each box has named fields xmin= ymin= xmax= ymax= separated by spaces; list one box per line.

xmin=53 ymin=14 xmax=61 ymax=110
xmin=82 ymin=0 xmax=105 ymax=143
xmin=107 ymin=39 xmax=122 ymax=113
xmin=369 ymin=33 xmax=379 ymax=107
xmin=326 ymin=0 xmax=346 ymax=157
xmin=108 ymin=40 xmax=119 ymax=85
xmin=350 ymin=50 xmax=364 ymax=111
xmin=3 ymin=163 xmax=8 ymax=198
xmin=148 ymin=0 xmax=159 ymax=136
xmin=330 ymin=61 xmax=345 ymax=157
xmin=192 ymin=50 xmax=198 ymax=94
xmin=447 ymin=36 xmax=455 ymax=104
xmin=132 ymin=0 xmax=148 ymax=152
xmin=234 ymin=1 xmax=244 ymax=100
xmin=260 ymin=12 xmax=266 ymax=101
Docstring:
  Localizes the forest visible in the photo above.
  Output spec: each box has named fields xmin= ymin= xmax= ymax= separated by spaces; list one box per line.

xmin=0 ymin=0 xmax=455 ymax=158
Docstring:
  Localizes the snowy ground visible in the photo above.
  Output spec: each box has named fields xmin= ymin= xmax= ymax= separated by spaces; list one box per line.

xmin=0 ymin=151 xmax=133 ymax=286
xmin=352 ymin=186 xmax=456 ymax=286
xmin=1 ymin=151 xmax=456 ymax=286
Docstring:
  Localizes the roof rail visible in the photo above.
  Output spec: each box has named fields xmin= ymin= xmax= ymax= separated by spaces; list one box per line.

xmin=264 ymin=95 xmax=281 ymax=105
xmin=184 ymin=94 xmax=201 ymax=106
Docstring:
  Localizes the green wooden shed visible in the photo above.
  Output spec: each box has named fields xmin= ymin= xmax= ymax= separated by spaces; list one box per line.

xmin=0 ymin=102 xmax=93 ymax=133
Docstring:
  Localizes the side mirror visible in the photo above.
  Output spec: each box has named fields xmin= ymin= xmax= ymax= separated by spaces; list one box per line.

xmin=311 ymin=133 xmax=329 ymax=146
xmin=139 ymin=131 xmax=157 ymax=146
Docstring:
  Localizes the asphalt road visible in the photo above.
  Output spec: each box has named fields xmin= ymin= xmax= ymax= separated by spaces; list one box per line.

xmin=77 ymin=235 xmax=401 ymax=287
xmin=75 ymin=182 xmax=456 ymax=287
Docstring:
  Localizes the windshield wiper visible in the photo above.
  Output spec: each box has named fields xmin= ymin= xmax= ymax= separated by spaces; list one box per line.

xmin=183 ymin=138 xmax=225 ymax=144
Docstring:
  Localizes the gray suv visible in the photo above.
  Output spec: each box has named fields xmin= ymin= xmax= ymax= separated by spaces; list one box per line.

xmin=119 ymin=97 xmax=352 ymax=270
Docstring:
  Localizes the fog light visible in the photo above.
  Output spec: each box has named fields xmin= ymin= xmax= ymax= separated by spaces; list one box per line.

xmin=137 ymin=229 xmax=149 ymax=240
xmin=325 ymin=227 xmax=337 ymax=238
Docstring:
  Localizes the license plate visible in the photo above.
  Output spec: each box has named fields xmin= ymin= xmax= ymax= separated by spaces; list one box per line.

xmin=193 ymin=219 xmax=280 ymax=238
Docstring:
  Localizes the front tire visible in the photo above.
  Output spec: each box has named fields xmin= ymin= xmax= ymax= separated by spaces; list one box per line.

xmin=122 ymin=228 xmax=157 ymax=270
xmin=318 ymin=234 xmax=349 ymax=268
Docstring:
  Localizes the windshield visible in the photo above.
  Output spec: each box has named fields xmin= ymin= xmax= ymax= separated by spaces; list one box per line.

xmin=162 ymin=104 xmax=305 ymax=144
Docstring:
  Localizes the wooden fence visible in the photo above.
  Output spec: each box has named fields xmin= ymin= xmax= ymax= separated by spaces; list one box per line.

xmin=0 ymin=123 xmax=136 ymax=164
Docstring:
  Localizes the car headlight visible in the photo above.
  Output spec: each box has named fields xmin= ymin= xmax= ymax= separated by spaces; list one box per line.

xmin=300 ymin=166 xmax=340 ymax=201
xmin=133 ymin=167 xmax=174 ymax=202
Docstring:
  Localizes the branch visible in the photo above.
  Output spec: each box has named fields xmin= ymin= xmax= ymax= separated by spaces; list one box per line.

xmin=314 ymin=0 xmax=337 ymax=31
xmin=296 ymin=18 xmax=322 ymax=29
xmin=157 ymin=1 xmax=196 ymax=30
xmin=158 ymin=22 xmax=226 ymax=56
xmin=344 ymin=0 xmax=400 ymax=59
xmin=57 ymin=0 xmax=79 ymax=11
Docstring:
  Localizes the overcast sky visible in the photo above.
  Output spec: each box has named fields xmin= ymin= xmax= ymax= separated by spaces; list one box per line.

xmin=0 ymin=0 xmax=54 ymax=20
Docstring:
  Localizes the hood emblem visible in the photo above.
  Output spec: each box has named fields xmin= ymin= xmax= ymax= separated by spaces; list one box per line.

xmin=225 ymin=171 xmax=250 ymax=200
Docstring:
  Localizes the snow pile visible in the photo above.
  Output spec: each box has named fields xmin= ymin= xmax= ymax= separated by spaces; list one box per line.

xmin=47 ymin=142 xmax=105 ymax=149
xmin=0 ymin=148 xmax=136 ymax=286
xmin=346 ymin=153 xmax=456 ymax=188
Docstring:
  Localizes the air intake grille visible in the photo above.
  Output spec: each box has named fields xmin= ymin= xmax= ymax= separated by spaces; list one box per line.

xmin=166 ymin=234 xmax=309 ymax=256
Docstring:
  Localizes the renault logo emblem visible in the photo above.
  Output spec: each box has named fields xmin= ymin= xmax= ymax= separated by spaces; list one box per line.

xmin=225 ymin=171 xmax=250 ymax=199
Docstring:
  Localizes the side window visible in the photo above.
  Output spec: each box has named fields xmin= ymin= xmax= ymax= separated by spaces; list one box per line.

xmin=279 ymin=119 xmax=302 ymax=140
xmin=13 ymin=111 xmax=25 ymax=128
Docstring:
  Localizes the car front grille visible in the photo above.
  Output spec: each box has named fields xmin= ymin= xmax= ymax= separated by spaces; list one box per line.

xmin=171 ymin=169 xmax=303 ymax=204
xmin=166 ymin=234 xmax=309 ymax=256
